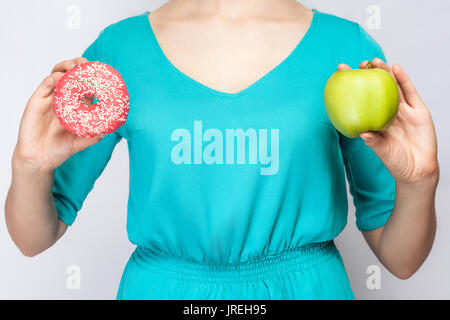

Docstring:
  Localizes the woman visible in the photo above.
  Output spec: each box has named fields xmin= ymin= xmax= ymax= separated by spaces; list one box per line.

xmin=5 ymin=0 xmax=439 ymax=299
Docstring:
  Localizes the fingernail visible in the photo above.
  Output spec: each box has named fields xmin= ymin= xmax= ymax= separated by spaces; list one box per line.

xmin=360 ymin=133 xmax=371 ymax=141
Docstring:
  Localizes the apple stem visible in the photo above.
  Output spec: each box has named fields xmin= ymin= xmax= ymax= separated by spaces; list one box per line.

xmin=365 ymin=61 xmax=373 ymax=69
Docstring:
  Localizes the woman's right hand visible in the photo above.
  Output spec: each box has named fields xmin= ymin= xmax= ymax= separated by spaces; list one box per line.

xmin=13 ymin=57 xmax=104 ymax=172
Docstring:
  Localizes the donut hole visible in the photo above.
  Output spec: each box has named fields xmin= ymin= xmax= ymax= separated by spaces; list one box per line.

xmin=81 ymin=95 xmax=97 ymax=107
xmin=80 ymin=94 xmax=100 ymax=111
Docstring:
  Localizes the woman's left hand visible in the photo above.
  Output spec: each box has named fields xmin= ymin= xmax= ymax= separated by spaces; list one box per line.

xmin=337 ymin=59 xmax=439 ymax=185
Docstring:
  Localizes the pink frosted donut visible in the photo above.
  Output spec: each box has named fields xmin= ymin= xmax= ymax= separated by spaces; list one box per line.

xmin=52 ymin=61 xmax=129 ymax=137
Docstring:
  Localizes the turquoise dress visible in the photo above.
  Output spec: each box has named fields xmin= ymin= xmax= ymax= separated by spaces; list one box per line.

xmin=52 ymin=9 xmax=396 ymax=299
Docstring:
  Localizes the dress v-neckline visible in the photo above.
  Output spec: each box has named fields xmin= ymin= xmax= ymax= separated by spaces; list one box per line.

xmin=143 ymin=8 xmax=319 ymax=99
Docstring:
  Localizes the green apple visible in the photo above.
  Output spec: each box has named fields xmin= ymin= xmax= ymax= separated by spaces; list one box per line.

xmin=324 ymin=65 xmax=399 ymax=138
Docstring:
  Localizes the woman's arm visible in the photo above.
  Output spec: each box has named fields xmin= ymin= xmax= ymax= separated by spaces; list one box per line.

xmin=363 ymin=175 xmax=437 ymax=279
xmin=4 ymin=58 xmax=104 ymax=257
xmin=338 ymin=59 xmax=439 ymax=279
xmin=6 ymin=157 xmax=67 ymax=257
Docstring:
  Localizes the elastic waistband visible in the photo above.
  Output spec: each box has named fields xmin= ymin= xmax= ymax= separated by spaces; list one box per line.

xmin=132 ymin=241 xmax=338 ymax=284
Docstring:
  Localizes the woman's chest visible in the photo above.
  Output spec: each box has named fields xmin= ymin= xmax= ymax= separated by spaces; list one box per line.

xmin=119 ymin=65 xmax=339 ymax=177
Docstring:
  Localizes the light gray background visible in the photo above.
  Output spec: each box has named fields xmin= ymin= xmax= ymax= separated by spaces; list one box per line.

xmin=0 ymin=0 xmax=449 ymax=299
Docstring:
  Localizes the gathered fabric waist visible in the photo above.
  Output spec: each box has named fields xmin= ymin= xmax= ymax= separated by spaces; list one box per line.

xmin=132 ymin=240 xmax=339 ymax=284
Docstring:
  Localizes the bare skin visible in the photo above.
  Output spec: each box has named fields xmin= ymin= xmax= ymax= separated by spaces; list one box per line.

xmin=5 ymin=0 xmax=439 ymax=280
xmin=5 ymin=57 xmax=106 ymax=256
xmin=339 ymin=59 xmax=439 ymax=279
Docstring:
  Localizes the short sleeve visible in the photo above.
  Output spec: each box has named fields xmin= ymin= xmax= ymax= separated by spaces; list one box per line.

xmin=81 ymin=28 xmax=107 ymax=62
xmin=52 ymin=30 xmax=122 ymax=226
xmin=358 ymin=24 xmax=387 ymax=63
xmin=339 ymin=25 xmax=396 ymax=231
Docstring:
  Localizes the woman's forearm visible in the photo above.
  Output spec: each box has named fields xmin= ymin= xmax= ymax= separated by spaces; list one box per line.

xmin=5 ymin=57 xmax=101 ymax=257
xmin=354 ymin=60 xmax=439 ymax=279
xmin=5 ymin=153 xmax=67 ymax=257
xmin=370 ymin=170 xmax=439 ymax=279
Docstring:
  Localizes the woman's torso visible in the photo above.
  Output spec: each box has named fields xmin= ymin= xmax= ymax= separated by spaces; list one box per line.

xmin=100 ymin=9 xmax=362 ymax=263
xmin=52 ymin=5 xmax=395 ymax=298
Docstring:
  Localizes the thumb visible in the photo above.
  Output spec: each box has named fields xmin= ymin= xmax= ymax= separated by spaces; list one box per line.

xmin=71 ymin=134 xmax=106 ymax=154
xmin=359 ymin=131 xmax=394 ymax=166
xmin=359 ymin=131 xmax=385 ymax=152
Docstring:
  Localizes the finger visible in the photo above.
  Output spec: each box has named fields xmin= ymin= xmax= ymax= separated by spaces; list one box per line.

xmin=370 ymin=58 xmax=400 ymax=89
xmin=370 ymin=58 xmax=406 ymax=103
xmin=359 ymin=131 xmax=389 ymax=159
xmin=51 ymin=57 xmax=86 ymax=74
xmin=392 ymin=64 xmax=423 ymax=108
xmin=73 ymin=57 xmax=88 ymax=64
xmin=51 ymin=60 xmax=76 ymax=74
xmin=51 ymin=57 xmax=88 ymax=74
xmin=370 ymin=58 xmax=393 ymax=74
xmin=71 ymin=134 xmax=107 ymax=153
xmin=337 ymin=63 xmax=352 ymax=71
xmin=359 ymin=61 xmax=371 ymax=69
xmin=32 ymin=71 xmax=65 ymax=99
